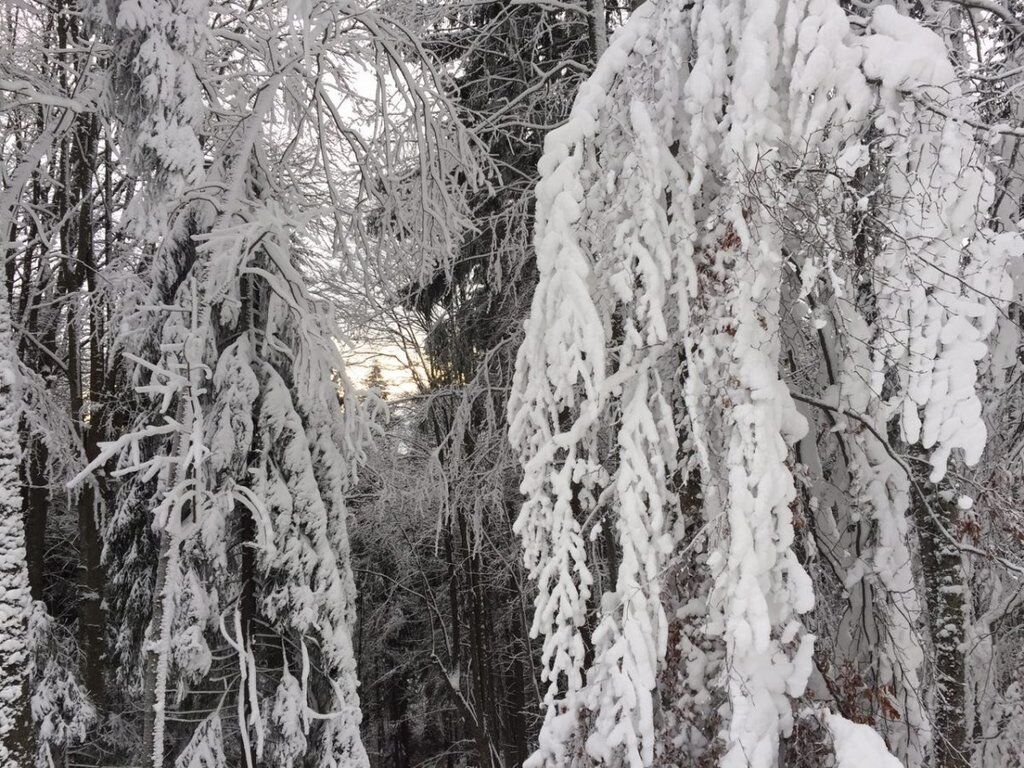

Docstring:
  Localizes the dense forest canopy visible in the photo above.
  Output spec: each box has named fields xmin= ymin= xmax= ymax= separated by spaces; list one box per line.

xmin=2 ymin=0 xmax=1024 ymax=767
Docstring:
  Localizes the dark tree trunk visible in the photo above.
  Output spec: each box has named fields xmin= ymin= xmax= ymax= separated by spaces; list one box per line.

xmin=67 ymin=109 xmax=105 ymax=705
xmin=911 ymin=473 xmax=968 ymax=768
xmin=20 ymin=429 xmax=48 ymax=603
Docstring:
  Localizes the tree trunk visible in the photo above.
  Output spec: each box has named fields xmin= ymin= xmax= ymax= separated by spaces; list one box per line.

xmin=67 ymin=108 xmax=106 ymax=705
xmin=141 ymin=528 xmax=171 ymax=768
xmin=911 ymin=471 xmax=968 ymax=768
xmin=20 ymin=433 xmax=48 ymax=603
xmin=0 ymin=290 xmax=36 ymax=765
xmin=79 ymin=200 xmax=109 ymax=707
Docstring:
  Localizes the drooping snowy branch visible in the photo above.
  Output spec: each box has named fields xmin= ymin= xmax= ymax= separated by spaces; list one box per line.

xmin=509 ymin=2 xmax=1020 ymax=767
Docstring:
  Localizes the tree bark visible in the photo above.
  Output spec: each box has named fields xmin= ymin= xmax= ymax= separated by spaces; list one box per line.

xmin=911 ymin=471 xmax=968 ymax=768
xmin=20 ymin=434 xmax=48 ymax=602
xmin=141 ymin=527 xmax=171 ymax=768
xmin=0 ymin=290 xmax=36 ymax=766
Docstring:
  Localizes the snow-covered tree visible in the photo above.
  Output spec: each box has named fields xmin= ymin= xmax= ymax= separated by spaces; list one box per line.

xmin=67 ymin=0 xmax=481 ymax=763
xmin=509 ymin=2 xmax=1022 ymax=766
xmin=6 ymin=0 xmax=1024 ymax=763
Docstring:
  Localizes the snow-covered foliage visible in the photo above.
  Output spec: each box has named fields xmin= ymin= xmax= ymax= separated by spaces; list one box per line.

xmin=862 ymin=8 xmax=1015 ymax=484
xmin=827 ymin=712 xmax=903 ymax=768
xmin=509 ymin=1 xmax=1022 ymax=766
xmin=99 ymin=0 xmax=209 ymax=237
xmin=174 ymin=713 xmax=226 ymax=768
xmin=26 ymin=603 xmax=96 ymax=767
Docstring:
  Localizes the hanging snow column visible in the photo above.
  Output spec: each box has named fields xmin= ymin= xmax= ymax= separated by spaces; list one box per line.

xmin=509 ymin=1 xmax=1018 ymax=767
